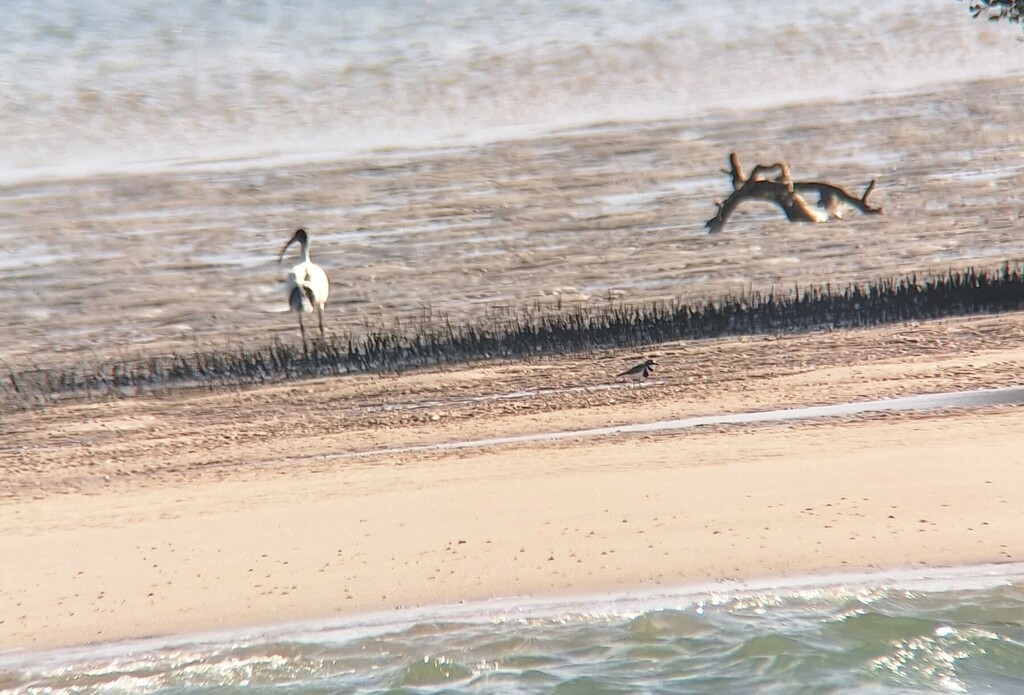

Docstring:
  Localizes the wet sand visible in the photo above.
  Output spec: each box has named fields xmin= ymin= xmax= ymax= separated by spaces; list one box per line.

xmin=2 ymin=313 xmax=1024 ymax=652
xmin=2 ymin=76 xmax=1024 ymax=371
xmin=3 ymin=74 xmax=1024 ymax=653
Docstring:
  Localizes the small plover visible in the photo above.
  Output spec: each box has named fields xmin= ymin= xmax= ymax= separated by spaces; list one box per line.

xmin=617 ymin=358 xmax=657 ymax=384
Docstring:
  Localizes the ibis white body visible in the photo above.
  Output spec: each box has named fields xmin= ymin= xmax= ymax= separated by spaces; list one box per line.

xmin=285 ymin=256 xmax=330 ymax=316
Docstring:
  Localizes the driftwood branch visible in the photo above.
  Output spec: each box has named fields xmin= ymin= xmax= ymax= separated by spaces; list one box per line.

xmin=706 ymin=152 xmax=881 ymax=233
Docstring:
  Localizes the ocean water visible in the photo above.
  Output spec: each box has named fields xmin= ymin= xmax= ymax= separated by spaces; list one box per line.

xmin=1 ymin=0 xmax=1021 ymax=182
xmin=4 ymin=565 xmax=1024 ymax=694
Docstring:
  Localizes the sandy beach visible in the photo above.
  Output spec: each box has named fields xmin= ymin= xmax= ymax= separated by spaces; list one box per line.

xmin=3 ymin=313 xmax=1023 ymax=653
xmin=6 ymin=7 xmax=1024 ymax=691
xmin=3 ymin=35 xmax=1024 ymax=661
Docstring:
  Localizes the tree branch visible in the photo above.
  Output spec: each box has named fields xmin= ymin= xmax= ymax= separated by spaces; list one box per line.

xmin=705 ymin=153 xmax=881 ymax=233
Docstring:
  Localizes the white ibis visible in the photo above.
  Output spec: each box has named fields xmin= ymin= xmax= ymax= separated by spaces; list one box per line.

xmin=278 ymin=227 xmax=330 ymax=352
xmin=617 ymin=358 xmax=657 ymax=385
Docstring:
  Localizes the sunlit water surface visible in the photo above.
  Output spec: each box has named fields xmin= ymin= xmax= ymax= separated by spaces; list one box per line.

xmin=4 ymin=565 xmax=1024 ymax=693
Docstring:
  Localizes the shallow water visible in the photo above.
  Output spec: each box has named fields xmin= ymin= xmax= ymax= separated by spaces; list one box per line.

xmin=2 ymin=1 xmax=1024 ymax=369
xmin=2 ymin=0 xmax=1018 ymax=180
xmin=4 ymin=565 xmax=1024 ymax=694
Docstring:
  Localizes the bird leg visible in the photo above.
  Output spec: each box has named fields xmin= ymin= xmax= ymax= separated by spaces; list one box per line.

xmin=298 ymin=314 xmax=308 ymax=359
xmin=317 ymin=306 xmax=326 ymax=342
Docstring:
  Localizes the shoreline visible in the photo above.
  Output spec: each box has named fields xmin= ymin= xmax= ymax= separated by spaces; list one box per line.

xmin=5 ymin=560 xmax=1024 ymax=666
xmin=7 ymin=259 xmax=1024 ymax=410
xmin=3 ymin=314 xmax=1024 ymax=653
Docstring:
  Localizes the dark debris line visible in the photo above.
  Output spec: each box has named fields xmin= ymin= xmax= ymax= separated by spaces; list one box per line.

xmin=3 ymin=262 xmax=1024 ymax=410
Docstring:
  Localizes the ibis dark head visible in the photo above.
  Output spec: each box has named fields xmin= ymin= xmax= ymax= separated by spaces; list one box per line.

xmin=278 ymin=228 xmax=309 ymax=263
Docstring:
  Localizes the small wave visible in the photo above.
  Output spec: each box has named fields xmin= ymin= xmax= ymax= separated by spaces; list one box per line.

xmin=5 ymin=564 xmax=1024 ymax=693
